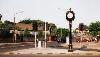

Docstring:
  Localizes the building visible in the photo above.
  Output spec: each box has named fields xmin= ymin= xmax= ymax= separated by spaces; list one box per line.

xmin=15 ymin=23 xmax=32 ymax=31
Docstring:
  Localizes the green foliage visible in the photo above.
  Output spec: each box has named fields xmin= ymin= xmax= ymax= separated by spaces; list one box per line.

xmin=49 ymin=23 xmax=57 ymax=36
xmin=37 ymin=31 xmax=44 ymax=40
xmin=4 ymin=20 xmax=14 ymax=30
xmin=23 ymin=29 xmax=30 ymax=37
xmin=0 ymin=21 xmax=5 ymax=29
xmin=19 ymin=19 xmax=33 ymax=24
xmin=89 ymin=21 xmax=100 ymax=36
xmin=4 ymin=20 xmax=14 ymax=25
xmin=79 ymin=23 xmax=88 ymax=31
xmin=0 ymin=29 xmax=11 ymax=38
xmin=37 ymin=20 xmax=44 ymax=31
xmin=0 ymin=20 xmax=13 ymax=38
xmin=32 ymin=20 xmax=38 ymax=31
xmin=56 ymin=28 xmax=69 ymax=38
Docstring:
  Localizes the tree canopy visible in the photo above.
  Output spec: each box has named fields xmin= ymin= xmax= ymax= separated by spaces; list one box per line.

xmin=56 ymin=28 xmax=69 ymax=38
xmin=89 ymin=21 xmax=100 ymax=36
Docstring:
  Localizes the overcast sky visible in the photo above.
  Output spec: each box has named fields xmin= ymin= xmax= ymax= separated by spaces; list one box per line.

xmin=0 ymin=0 xmax=100 ymax=29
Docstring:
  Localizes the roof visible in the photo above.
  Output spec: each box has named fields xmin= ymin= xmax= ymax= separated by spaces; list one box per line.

xmin=15 ymin=23 xmax=32 ymax=30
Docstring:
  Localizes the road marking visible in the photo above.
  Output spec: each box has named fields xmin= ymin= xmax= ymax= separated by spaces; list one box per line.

xmin=20 ymin=45 xmax=25 ymax=47
xmin=60 ymin=53 xmax=66 ymax=54
xmin=0 ymin=47 xmax=6 ymax=48
xmin=47 ymin=53 xmax=53 ymax=54
xmin=17 ymin=53 xmax=21 ymax=54
xmin=37 ymin=53 xmax=43 ymax=54
xmin=9 ymin=52 xmax=14 ymax=54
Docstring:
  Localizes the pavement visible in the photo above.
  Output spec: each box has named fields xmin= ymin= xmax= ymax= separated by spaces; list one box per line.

xmin=0 ymin=42 xmax=100 ymax=56
xmin=1 ymin=47 xmax=100 ymax=56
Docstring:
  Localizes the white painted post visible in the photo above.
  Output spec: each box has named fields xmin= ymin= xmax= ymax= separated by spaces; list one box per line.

xmin=15 ymin=33 xmax=16 ymax=43
xmin=66 ymin=37 xmax=69 ymax=44
xmin=44 ymin=21 xmax=46 ymax=48
xmin=38 ymin=41 xmax=42 ymax=48
xmin=35 ymin=32 xmax=37 ymax=48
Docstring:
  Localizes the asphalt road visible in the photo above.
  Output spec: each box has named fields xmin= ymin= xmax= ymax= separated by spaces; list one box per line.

xmin=0 ymin=42 xmax=100 ymax=57
xmin=0 ymin=54 xmax=100 ymax=57
xmin=0 ymin=42 xmax=65 ymax=53
xmin=0 ymin=42 xmax=34 ymax=53
xmin=1 ymin=41 xmax=100 ymax=53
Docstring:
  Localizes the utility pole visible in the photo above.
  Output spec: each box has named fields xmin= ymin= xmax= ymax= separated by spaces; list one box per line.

xmin=13 ymin=11 xmax=24 ymax=43
xmin=13 ymin=14 xmax=16 ymax=43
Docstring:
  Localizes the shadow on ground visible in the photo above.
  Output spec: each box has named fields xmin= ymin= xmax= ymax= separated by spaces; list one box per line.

xmin=47 ymin=41 xmax=100 ymax=52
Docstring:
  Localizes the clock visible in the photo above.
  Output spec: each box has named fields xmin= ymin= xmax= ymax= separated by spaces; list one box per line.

xmin=67 ymin=12 xmax=73 ymax=19
xmin=66 ymin=11 xmax=75 ymax=21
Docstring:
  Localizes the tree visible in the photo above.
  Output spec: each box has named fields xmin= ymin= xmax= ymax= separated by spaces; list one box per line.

xmin=79 ymin=23 xmax=84 ymax=31
xmin=4 ymin=20 xmax=14 ymax=25
xmin=56 ymin=28 xmax=69 ymax=43
xmin=0 ymin=20 xmax=13 ymax=38
xmin=89 ymin=21 xmax=100 ymax=36
xmin=48 ymin=23 xmax=57 ymax=36
xmin=19 ymin=19 xmax=32 ymax=24
xmin=37 ymin=31 xmax=44 ymax=40
xmin=36 ymin=20 xmax=44 ymax=31
xmin=78 ymin=23 xmax=89 ymax=32
xmin=4 ymin=20 xmax=14 ymax=30
xmin=0 ymin=21 xmax=3 ymax=29
xmin=56 ymin=28 xmax=69 ymax=38
xmin=32 ymin=20 xmax=38 ymax=31
xmin=23 ymin=29 xmax=30 ymax=37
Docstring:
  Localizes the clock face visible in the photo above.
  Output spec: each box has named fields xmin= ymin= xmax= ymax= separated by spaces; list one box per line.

xmin=67 ymin=12 xmax=73 ymax=19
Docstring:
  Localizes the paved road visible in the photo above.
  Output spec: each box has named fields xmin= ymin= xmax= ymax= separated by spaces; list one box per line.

xmin=0 ymin=42 xmax=34 ymax=53
xmin=0 ymin=42 xmax=100 ymax=57
xmin=0 ymin=42 xmax=65 ymax=53
xmin=0 ymin=54 xmax=100 ymax=57
xmin=0 ymin=42 xmax=100 ymax=53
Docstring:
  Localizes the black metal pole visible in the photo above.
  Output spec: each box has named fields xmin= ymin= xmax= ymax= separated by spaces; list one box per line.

xmin=68 ymin=21 xmax=73 ymax=52
xmin=0 ymin=14 xmax=2 ymax=20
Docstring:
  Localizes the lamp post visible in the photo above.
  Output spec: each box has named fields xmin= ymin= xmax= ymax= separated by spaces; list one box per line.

xmin=66 ymin=8 xmax=75 ymax=52
xmin=13 ymin=11 xmax=24 ymax=43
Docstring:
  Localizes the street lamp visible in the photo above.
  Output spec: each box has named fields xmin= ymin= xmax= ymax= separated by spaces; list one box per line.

xmin=13 ymin=11 xmax=24 ymax=43
xmin=66 ymin=8 xmax=75 ymax=52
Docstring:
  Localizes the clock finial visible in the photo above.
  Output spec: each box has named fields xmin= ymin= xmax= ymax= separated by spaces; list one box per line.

xmin=69 ymin=8 xmax=71 ymax=11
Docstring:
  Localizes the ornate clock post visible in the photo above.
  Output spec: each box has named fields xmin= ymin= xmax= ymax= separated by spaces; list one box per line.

xmin=66 ymin=8 xmax=75 ymax=52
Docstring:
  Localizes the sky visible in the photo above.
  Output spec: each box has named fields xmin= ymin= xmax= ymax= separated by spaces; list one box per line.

xmin=0 ymin=0 xmax=100 ymax=29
